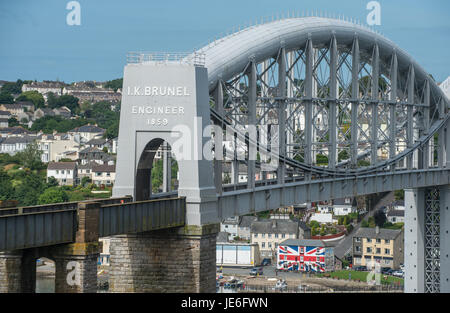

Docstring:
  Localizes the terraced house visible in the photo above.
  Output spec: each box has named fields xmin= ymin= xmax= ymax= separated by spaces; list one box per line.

xmin=352 ymin=227 xmax=404 ymax=270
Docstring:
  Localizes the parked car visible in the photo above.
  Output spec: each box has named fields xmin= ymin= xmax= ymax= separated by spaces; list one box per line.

xmin=392 ymin=270 xmax=404 ymax=278
xmin=250 ymin=267 xmax=264 ymax=276
xmin=261 ymin=258 xmax=271 ymax=266
xmin=353 ymin=266 xmax=367 ymax=272
xmin=381 ymin=267 xmax=393 ymax=275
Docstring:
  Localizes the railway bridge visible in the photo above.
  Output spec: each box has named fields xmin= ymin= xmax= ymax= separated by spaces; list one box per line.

xmin=1 ymin=16 xmax=449 ymax=293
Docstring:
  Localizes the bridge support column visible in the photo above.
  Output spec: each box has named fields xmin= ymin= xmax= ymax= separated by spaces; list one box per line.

xmin=109 ymin=224 xmax=219 ymax=293
xmin=0 ymin=250 xmax=23 ymax=292
xmin=404 ymin=188 xmax=425 ymax=293
xmin=0 ymin=249 xmax=37 ymax=293
xmin=52 ymin=242 xmax=100 ymax=293
xmin=440 ymin=185 xmax=450 ymax=292
xmin=52 ymin=202 xmax=100 ymax=293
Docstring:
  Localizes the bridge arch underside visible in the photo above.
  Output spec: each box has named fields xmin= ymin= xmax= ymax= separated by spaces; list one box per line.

xmin=202 ymin=17 xmax=449 ymax=188
xmin=135 ymin=138 xmax=176 ymax=201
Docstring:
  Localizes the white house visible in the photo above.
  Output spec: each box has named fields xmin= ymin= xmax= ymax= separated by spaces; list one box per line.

xmin=310 ymin=213 xmax=337 ymax=224
xmin=387 ymin=210 xmax=405 ymax=224
xmin=47 ymin=162 xmax=77 ymax=186
xmin=91 ymin=164 xmax=116 ymax=186
xmin=38 ymin=133 xmax=80 ymax=163
xmin=332 ymin=198 xmax=357 ymax=216
xmin=220 ymin=216 xmax=240 ymax=241
xmin=0 ymin=136 xmax=35 ymax=155
xmin=391 ymin=200 xmax=405 ymax=211
xmin=68 ymin=124 xmax=105 ymax=143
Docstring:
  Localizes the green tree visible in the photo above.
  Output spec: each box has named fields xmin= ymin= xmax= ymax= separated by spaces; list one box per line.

xmin=104 ymin=78 xmax=123 ymax=92
xmin=0 ymin=92 xmax=14 ymax=104
xmin=151 ymin=159 xmax=163 ymax=192
xmin=38 ymin=187 xmax=69 ymax=205
xmin=15 ymin=142 xmax=43 ymax=170
xmin=16 ymin=91 xmax=44 ymax=108
xmin=374 ymin=210 xmax=387 ymax=227
xmin=8 ymin=117 xmax=20 ymax=127
xmin=0 ymin=80 xmax=23 ymax=94
xmin=316 ymin=154 xmax=328 ymax=165
xmin=0 ymin=168 xmax=14 ymax=200
xmin=14 ymin=171 xmax=46 ymax=206
xmin=394 ymin=190 xmax=404 ymax=201
xmin=81 ymin=176 xmax=92 ymax=187
xmin=48 ymin=94 xmax=79 ymax=112
xmin=46 ymin=176 xmax=59 ymax=188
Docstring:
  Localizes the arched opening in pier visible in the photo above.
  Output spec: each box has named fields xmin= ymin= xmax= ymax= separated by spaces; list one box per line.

xmin=35 ymin=257 xmax=55 ymax=293
xmin=135 ymin=138 xmax=179 ymax=201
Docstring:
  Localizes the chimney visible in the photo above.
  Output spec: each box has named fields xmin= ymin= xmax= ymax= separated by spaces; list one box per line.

xmin=375 ymin=226 xmax=380 ymax=235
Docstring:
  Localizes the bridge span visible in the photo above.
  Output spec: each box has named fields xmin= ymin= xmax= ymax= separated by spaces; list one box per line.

xmin=1 ymin=16 xmax=449 ymax=293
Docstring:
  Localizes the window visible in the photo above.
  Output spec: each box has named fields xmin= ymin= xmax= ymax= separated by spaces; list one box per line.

xmin=385 ymin=239 xmax=390 ymax=244
xmin=261 ymin=242 xmax=265 ymax=248
xmin=366 ymin=247 xmax=372 ymax=253
xmin=106 ymin=173 xmax=110 ymax=177
xmin=376 ymin=248 xmax=381 ymax=254
xmin=282 ymin=234 xmax=285 ymax=239
xmin=275 ymin=234 xmax=279 ymax=238
xmin=355 ymin=237 xmax=361 ymax=243
xmin=366 ymin=238 xmax=372 ymax=243
xmin=56 ymin=170 xmax=59 ymax=174
xmin=96 ymin=172 xmax=101 ymax=177
xmin=355 ymin=246 xmax=361 ymax=253
xmin=268 ymin=243 xmax=272 ymax=248
xmin=376 ymin=239 xmax=381 ymax=244
xmin=268 ymin=234 xmax=272 ymax=239
xmin=384 ymin=249 xmax=390 ymax=255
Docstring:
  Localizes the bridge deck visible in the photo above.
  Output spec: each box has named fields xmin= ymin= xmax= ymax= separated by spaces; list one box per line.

xmin=0 ymin=196 xmax=185 ymax=251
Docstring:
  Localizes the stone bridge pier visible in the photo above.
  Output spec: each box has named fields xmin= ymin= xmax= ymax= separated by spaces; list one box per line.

xmin=0 ymin=202 xmax=101 ymax=293
xmin=109 ymin=224 xmax=218 ymax=292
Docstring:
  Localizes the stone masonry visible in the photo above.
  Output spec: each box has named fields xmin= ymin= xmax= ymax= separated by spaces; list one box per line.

xmin=0 ymin=202 xmax=100 ymax=293
xmin=0 ymin=251 xmax=22 ymax=292
xmin=109 ymin=224 xmax=219 ymax=293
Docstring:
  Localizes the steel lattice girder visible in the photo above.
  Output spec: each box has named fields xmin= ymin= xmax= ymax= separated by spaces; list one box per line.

xmin=218 ymin=168 xmax=450 ymax=218
xmin=203 ymin=17 xmax=449 ymax=181
xmin=424 ymin=188 xmax=440 ymax=293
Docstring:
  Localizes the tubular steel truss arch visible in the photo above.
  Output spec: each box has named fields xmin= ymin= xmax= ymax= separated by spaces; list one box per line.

xmin=197 ymin=17 xmax=449 ymax=181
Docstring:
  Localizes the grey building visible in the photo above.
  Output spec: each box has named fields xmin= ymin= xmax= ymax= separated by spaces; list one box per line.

xmin=387 ymin=210 xmax=405 ymax=224
xmin=237 ymin=216 xmax=258 ymax=240
xmin=251 ymin=219 xmax=310 ymax=259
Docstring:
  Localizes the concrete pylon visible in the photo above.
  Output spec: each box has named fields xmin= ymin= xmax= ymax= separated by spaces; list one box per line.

xmin=111 ymin=57 xmax=219 ymax=292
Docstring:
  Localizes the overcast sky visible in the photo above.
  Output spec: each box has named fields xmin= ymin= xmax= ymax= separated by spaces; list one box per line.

xmin=0 ymin=0 xmax=448 ymax=83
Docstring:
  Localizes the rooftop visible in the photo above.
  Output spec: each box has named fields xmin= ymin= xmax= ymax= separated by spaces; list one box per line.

xmin=353 ymin=227 xmax=403 ymax=240
xmin=387 ymin=210 xmax=405 ymax=217
xmin=47 ymin=162 xmax=77 ymax=170
xmin=69 ymin=124 xmax=105 ymax=133
xmin=251 ymin=219 xmax=299 ymax=235
xmin=239 ymin=216 xmax=258 ymax=228
xmin=280 ymin=239 xmax=329 ymax=247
